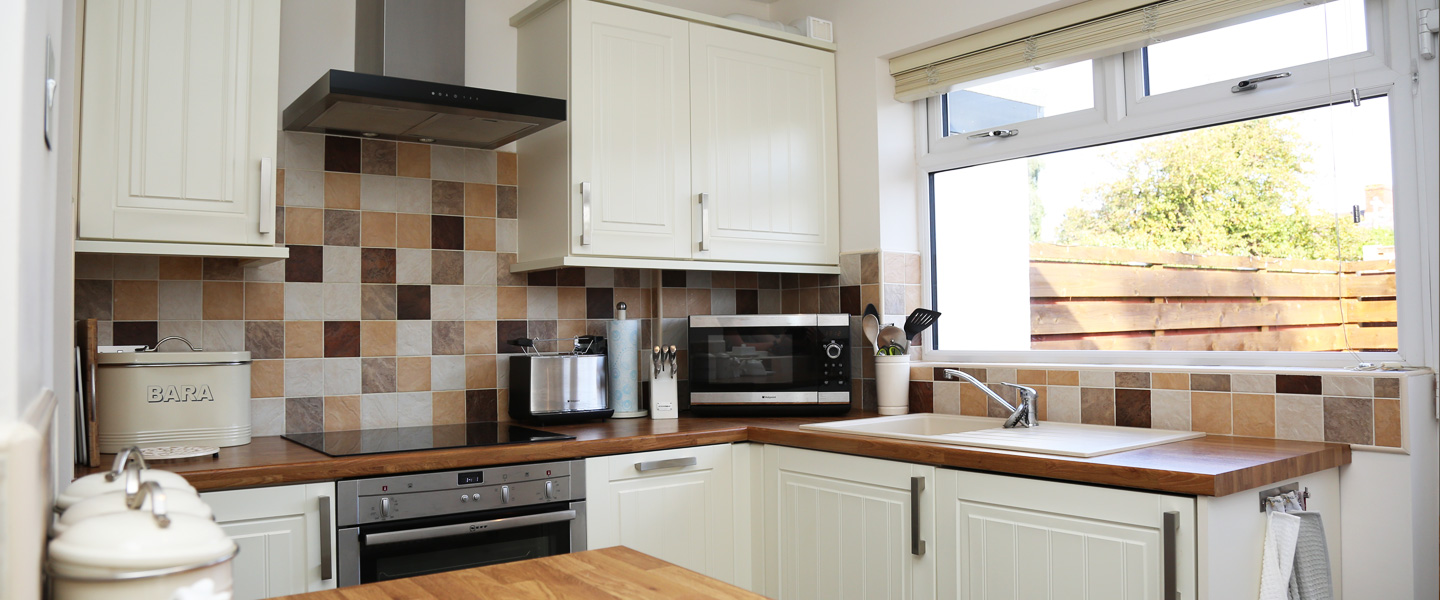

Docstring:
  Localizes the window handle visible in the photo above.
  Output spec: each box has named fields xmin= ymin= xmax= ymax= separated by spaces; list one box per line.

xmin=967 ymin=129 xmax=1018 ymax=140
xmin=1231 ymin=71 xmax=1291 ymax=92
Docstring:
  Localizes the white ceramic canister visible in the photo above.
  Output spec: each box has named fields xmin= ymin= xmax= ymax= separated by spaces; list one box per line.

xmin=95 ymin=336 xmax=251 ymax=453
xmin=56 ymin=447 xmax=196 ymax=511
xmin=54 ymin=467 xmax=211 ymax=536
xmin=48 ymin=482 xmax=237 ymax=600
xmin=875 ymin=355 xmax=912 ymax=415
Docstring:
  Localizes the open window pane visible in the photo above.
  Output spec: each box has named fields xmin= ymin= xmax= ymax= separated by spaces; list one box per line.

xmin=931 ymin=100 xmax=1395 ymax=352
xmin=942 ymin=60 xmax=1095 ymax=135
xmin=1143 ymin=0 xmax=1368 ymax=96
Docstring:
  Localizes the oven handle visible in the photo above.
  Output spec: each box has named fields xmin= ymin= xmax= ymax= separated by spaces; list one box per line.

xmin=360 ymin=510 xmax=578 ymax=547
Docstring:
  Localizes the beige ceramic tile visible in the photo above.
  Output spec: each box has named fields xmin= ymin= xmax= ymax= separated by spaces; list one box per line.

xmin=397 ymin=357 xmax=432 ymax=392
xmin=1374 ymin=398 xmax=1402 ymax=447
xmin=202 ymin=282 xmax=244 ymax=320
xmin=1046 ymin=370 xmax=1079 ymax=386
xmin=244 ymin=282 xmax=285 ymax=320
xmin=1231 ymin=373 xmax=1276 ymax=394
xmin=158 ymin=256 xmax=203 ymax=280
xmin=285 ymin=207 xmax=324 ymax=246
xmin=466 ymin=320 xmax=497 ymax=355
xmin=1232 ymin=393 xmax=1276 ymax=438
xmin=433 ymin=390 xmax=465 ymax=424
xmin=910 ymin=366 xmax=934 ymax=381
xmin=325 ymin=172 xmax=362 ymax=209
xmin=323 ymin=395 xmax=361 ymax=431
xmin=1190 ymin=391 xmax=1232 ymax=434
xmin=497 ymin=287 xmax=528 ymax=320
xmin=933 ymin=381 xmax=960 ymax=414
xmin=250 ymin=359 xmax=285 ymax=398
xmin=395 ymin=213 xmax=431 ymax=249
xmin=1152 ymin=372 xmax=1189 ymax=390
xmin=883 ymin=252 xmax=921 ymax=284
xmin=1046 ymin=385 xmax=1081 ymax=423
xmin=1322 ymin=375 xmax=1373 ymax=398
xmin=1275 ymin=394 xmax=1324 ymax=442
xmin=1016 ymin=369 xmax=1046 ymax=385
xmin=466 ymin=355 xmax=497 ymax=389
xmin=113 ymin=280 xmax=159 ymax=320
xmin=1078 ymin=370 xmax=1114 ymax=388
xmin=361 ymin=211 xmax=397 ymax=248
xmin=465 ymin=217 xmax=496 ymax=251
xmin=285 ymin=321 xmax=323 ymax=358
xmin=361 ymin=321 xmax=397 ymax=357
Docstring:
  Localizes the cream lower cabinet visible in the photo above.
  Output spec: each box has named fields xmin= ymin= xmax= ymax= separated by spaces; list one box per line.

xmin=585 ymin=444 xmax=744 ymax=586
xmin=762 ymin=446 xmax=936 ymax=600
xmin=201 ymin=482 xmax=336 ymax=599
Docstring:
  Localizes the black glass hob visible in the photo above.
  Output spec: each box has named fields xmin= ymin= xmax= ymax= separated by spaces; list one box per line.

xmin=281 ymin=422 xmax=574 ymax=457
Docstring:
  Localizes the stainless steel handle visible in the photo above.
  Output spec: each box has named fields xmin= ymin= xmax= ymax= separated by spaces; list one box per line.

xmin=635 ymin=457 xmax=697 ymax=472
xmin=698 ymin=193 xmax=710 ymax=252
xmin=967 ymin=129 xmax=1018 ymax=140
xmin=144 ymin=336 xmax=203 ymax=352
xmin=1163 ymin=510 xmax=1179 ymax=600
xmin=362 ymin=510 xmax=578 ymax=546
xmin=319 ymin=495 xmax=333 ymax=581
xmin=1231 ymin=71 xmax=1291 ymax=92
xmin=104 ymin=446 xmax=148 ymax=482
xmin=910 ymin=476 xmax=926 ymax=556
xmin=259 ymin=157 xmax=276 ymax=234
xmin=580 ymin=181 xmax=593 ymax=246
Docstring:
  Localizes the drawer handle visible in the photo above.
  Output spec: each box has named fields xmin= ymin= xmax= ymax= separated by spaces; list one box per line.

xmin=1163 ymin=510 xmax=1178 ymax=600
xmin=319 ymin=495 xmax=333 ymax=581
xmin=910 ymin=476 xmax=925 ymax=556
xmin=635 ymin=457 xmax=697 ymax=472
xmin=697 ymin=192 xmax=710 ymax=252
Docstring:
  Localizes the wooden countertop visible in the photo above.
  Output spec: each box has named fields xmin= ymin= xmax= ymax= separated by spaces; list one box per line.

xmin=77 ymin=413 xmax=1351 ymax=497
xmin=275 ymin=546 xmax=766 ymax=600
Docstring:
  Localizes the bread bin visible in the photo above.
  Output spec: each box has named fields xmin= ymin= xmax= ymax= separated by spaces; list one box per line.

xmin=56 ymin=447 xmax=195 ymax=511
xmin=48 ymin=482 xmax=237 ymax=600
xmin=95 ymin=337 xmax=251 ymax=452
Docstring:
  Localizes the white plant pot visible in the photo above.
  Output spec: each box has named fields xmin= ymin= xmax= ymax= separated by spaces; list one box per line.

xmin=875 ymin=355 xmax=911 ymax=415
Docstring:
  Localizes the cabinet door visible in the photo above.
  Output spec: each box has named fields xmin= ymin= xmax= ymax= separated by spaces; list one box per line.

xmin=78 ymin=0 xmax=280 ymax=245
xmin=690 ymin=26 xmax=839 ymax=265
xmin=569 ymin=0 xmax=692 ymax=258
xmin=763 ymin=446 xmax=934 ymax=600
xmin=202 ymin=482 xmax=336 ymax=599
xmin=936 ymin=470 xmax=1197 ymax=600
xmin=587 ymin=445 xmax=736 ymax=582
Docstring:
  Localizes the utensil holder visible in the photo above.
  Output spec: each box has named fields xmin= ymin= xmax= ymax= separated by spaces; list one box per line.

xmin=875 ymin=355 xmax=911 ymax=415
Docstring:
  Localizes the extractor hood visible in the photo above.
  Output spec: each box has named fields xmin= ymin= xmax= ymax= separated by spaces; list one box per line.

xmin=282 ymin=0 xmax=564 ymax=150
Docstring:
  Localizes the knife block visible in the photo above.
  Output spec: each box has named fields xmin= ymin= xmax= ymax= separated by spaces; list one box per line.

xmin=648 ymin=376 xmax=678 ymax=420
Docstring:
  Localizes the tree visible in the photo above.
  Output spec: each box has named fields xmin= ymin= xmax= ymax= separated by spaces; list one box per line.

xmin=1055 ymin=117 xmax=1391 ymax=260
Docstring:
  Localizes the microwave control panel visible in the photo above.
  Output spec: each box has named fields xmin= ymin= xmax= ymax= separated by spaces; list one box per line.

xmin=819 ymin=325 xmax=850 ymax=390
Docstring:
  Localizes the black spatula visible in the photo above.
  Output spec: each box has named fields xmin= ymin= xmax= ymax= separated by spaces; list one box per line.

xmin=903 ymin=308 xmax=941 ymax=341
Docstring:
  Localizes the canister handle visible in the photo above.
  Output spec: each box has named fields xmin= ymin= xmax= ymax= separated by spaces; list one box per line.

xmin=145 ymin=336 xmax=204 ymax=352
xmin=130 ymin=481 xmax=171 ymax=528
xmin=104 ymin=445 xmax=148 ymax=482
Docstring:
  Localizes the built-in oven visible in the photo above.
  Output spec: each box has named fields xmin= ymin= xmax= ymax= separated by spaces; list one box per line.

xmin=688 ymin=314 xmax=851 ymax=415
xmin=335 ymin=460 xmax=586 ymax=586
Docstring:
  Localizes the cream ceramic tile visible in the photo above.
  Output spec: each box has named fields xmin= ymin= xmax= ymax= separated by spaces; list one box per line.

xmin=245 ymin=261 xmax=286 ymax=283
xmin=465 ymin=148 xmax=497 ymax=184
xmin=284 ymin=283 xmax=324 ymax=320
xmin=1275 ymin=394 xmax=1324 ymax=442
xmin=323 ymin=283 xmax=361 ymax=320
xmin=281 ymin=132 xmax=324 ymax=171
xmin=157 ymin=321 xmax=203 ymax=346
xmin=585 ymin=268 xmax=614 ymax=288
xmin=495 ymin=355 xmax=510 ymax=389
xmin=1046 ymin=385 xmax=1081 ymax=423
xmin=361 ymin=393 xmax=399 ymax=429
xmin=711 ymin=288 xmax=736 ymax=315
xmin=396 ymin=321 xmax=432 ymax=356
xmin=431 ymin=285 xmax=465 ymax=320
xmin=1322 ymin=375 xmax=1373 ymax=397
xmin=464 ymin=251 xmax=497 ymax=286
xmin=398 ymin=392 xmax=433 ymax=427
xmin=284 ymin=169 xmax=324 ymax=207
xmin=396 ymin=249 xmax=431 ymax=285
xmin=1231 ymin=373 xmax=1276 ymax=394
xmin=284 ymin=359 xmax=324 ymax=397
xmin=430 ymin=146 xmax=467 ymax=181
xmin=157 ymin=281 xmax=203 ymax=320
xmin=933 ymin=381 xmax=961 ymax=415
xmin=98 ymin=321 xmax=113 ymax=346
xmin=431 ymin=355 xmax=465 ymax=391
xmin=495 ymin=220 xmax=518 ymax=253
xmin=395 ymin=177 xmax=431 ymax=214
xmin=1079 ymin=370 xmax=1115 ymax=388
xmin=323 ymin=246 xmax=360 ymax=283
xmin=839 ymin=253 xmax=862 ymax=286
xmin=527 ymin=287 xmax=558 ymax=319
xmin=988 ymin=367 xmax=1017 ymax=385
xmin=324 ymin=358 xmax=362 ymax=396
xmin=250 ymin=397 xmax=285 ymax=437
xmin=202 ymin=320 xmax=244 ymax=352
xmin=359 ymin=174 xmax=397 ymax=211
xmin=464 ymin=285 xmax=497 ymax=320
xmin=1151 ymin=390 xmax=1191 ymax=430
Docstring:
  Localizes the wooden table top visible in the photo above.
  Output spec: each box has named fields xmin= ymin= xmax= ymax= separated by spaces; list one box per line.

xmin=275 ymin=546 xmax=767 ymax=600
xmin=77 ymin=412 xmax=1350 ymax=497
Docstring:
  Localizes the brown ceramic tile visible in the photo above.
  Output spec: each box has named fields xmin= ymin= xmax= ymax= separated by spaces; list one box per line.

xmin=583 ymin=288 xmax=614 ymax=320
xmin=1232 ymin=393 xmax=1275 ymax=438
xmin=1324 ymin=396 xmax=1373 ymax=444
xmin=250 ymin=359 xmax=285 ymax=398
xmin=433 ymin=390 xmax=465 ymax=425
xmin=1080 ymin=388 xmax=1116 ymax=425
xmin=735 ymin=289 xmax=758 ymax=315
xmin=1276 ymin=374 xmax=1322 ymax=395
xmin=1017 ymin=369 xmax=1046 ymax=385
xmin=432 ymin=181 xmax=465 ymax=216
xmin=202 ymin=282 xmax=244 ymax=320
xmin=284 ymin=245 xmax=324 ymax=282
xmin=955 ymin=382 xmax=986 ymax=416
xmin=203 ymin=258 xmax=245 ymax=281
xmin=1152 ymin=372 xmax=1189 ymax=390
xmin=497 ymin=152 xmax=518 ymax=186
xmin=397 ymin=357 xmax=432 ymax=392
xmin=361 ymin=357 xmax=397 ymax=394
xmin=527 ymin=270 xmax=556 ymax=287
xmin=908 ymin=382 xmax=934 ymax=414
xmin=431 ymin=215 xmax=464 ymax=250
xmin=286 ymin=397 xmax=323 ymax=434
xmin=432 ymin=321 xmax=465 ymax=355
xmin=860 ymin=253 xmax=880 ymax=284
xmin=466 ymin=320 xmax=497 ymax=354
xmin=324 ymin=395 xmax=361 ymax=431
xmin=615 ymin=268 xmax=642 ymax=288
xmin=1114 ymin=388 xmax=1151 ymax=428
xmin=276 ymin=169 xmax=285 ymax=206
xmin=113 ymin=322 xmax=158 ymax=346
xmin=324 ymin=321 xmax=361 ymax=357
xmin=285 ymin=207 xmax=324 ymax=246
xmin=466 ymin=355 xmax=497 ymax=389
xmin=286 ymin=321 xmax=323 ymax=358
xmin=659 ymin=288 xmax=686 ymax=318
xmin=465 ymin=183 xmax=496 ymax=217
xmin=395 ymin=213 xmax=431 ymax=249
xmin=859 ymin=285 xmax=881 ymax=316
xmin=431 ymin=250 xmax=464 ymax=285
xmin=1040 ymin=370 xmax=1075 ymax=386
xmin=1191 ymin=391 xmax=1233 ymax=434
xmin=1115 ymin=372 xmax=1150 ymax=389
xmin=710 ymin=271 xmax=736 ymax=289
xmin=244 ymin=321 xmax=285 ymax=359
xmin=1374 ymin=398 xmax=1402 ymax=447
xmin=396 ymin=142 xmax=430 ymax=178
xmin=158 ymin=256 xmax=203 ymax=280
xmin=113 ymin=280 xmax=159 ymax=320
xmin=817 ymin=287 xmax=840 ymax=314
xmin=361 ymin=248 xmax=397 ymax=284
xmin=361 ymin=139 xmax=396 ymax=175
xmin=466 ymin=389 xmax=499 ymax=422
xmin=838 ymin=286 xmax=860 ymax=315
xmin=496 ymin=186 xmax=518 ymax=219
xmin=324 ymin=210 xmax=361 ymax=246
xmin=556 ymin=268 xmax=585 ymax=287
xmin=397 ymin=285 xmax=431 ymax=320
xmin=1374 ymin=377 xmax=1400 ymax=398
xmin=557 ymin=287 xmax=586 ymax=320
xmin=734 ymin=272 xmax=759 ymax=289
xmin=465 ymin=217 xmax=496 ymax=251
xmin=527 ymin=321 xmax=558 ymax=352
xmin=324 ymin=172 xmax=362 ymax=209
xmin=360 ymin=320 xmax=396 ymax=357
xmin=75 ymin=280 xmax=112 ymax=320
xmin=361 ymin=285 xmax=397 ymax=320
xmin=660 ymin=270 xmax=686 ymax=288
xmin=687 ymin=289 xmax=712 ymax=315
xmin=1190 ymin=373 xmax=1230 ymax=391
xmin=497 ymin=321 xmax=528 ymax=353
xmin=325 ymin=136 xmax=362 ymax=173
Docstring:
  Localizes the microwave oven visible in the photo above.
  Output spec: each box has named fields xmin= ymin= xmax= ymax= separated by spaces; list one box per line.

xmin=687 ymin=314 xmax=851 ymax=415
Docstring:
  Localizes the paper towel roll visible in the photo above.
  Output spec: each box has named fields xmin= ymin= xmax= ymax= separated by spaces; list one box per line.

xmin=606 ymin=319 xmax=646 ymax=418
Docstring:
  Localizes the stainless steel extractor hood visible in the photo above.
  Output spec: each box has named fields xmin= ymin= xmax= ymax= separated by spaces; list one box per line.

xmin=282 ymin=0 xmax=563 ymax=150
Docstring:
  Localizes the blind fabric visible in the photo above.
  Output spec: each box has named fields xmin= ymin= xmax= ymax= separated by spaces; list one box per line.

xmin=891 ymin=0 xmax=1312 ymax=102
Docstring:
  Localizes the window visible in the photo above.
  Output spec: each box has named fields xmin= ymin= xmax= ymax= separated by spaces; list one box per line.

xmin=920 ymin=0 xmax=1422 ymax=365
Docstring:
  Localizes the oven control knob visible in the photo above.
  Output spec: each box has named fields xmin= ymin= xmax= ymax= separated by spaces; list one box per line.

xmin=501 ymin=485 xmax=511 ymax=504
xmin=471 ymin=493 xmax=481 ymax=502
xmin=823 ymin=341 xmax=843 ymax=359
xmin=544 ymin=480 xmax=555 ymax=500
xmin=460 ymin=495 xmax=468 ymax=502
xmin=381 ymin=497 xmax=391 ymax=518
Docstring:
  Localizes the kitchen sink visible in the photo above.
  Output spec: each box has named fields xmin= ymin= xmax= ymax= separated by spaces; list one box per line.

xmin=800 ymin=413 xmax=1204 ymax=458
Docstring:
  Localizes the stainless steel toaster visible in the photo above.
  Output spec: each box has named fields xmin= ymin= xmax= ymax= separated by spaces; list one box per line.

xmin=508 ymin=355 xmax=612 ymax=424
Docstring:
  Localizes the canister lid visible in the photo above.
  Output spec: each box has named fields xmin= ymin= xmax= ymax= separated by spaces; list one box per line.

xmin=57 ymin=469 xmax=196 ymax=510
xmin=55 ymin=488 xmax=214 ymax=535
xmin=49 ymin=484 xmax=235 ymax=574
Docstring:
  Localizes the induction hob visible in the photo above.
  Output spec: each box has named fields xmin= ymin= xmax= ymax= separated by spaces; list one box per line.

xmin=281 ymin=422 xmax=574 ymax=457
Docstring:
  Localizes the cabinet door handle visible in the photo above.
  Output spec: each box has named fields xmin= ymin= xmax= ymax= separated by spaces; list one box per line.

xmin=580 ymin=181 xmax=593 ymax=246
xmin=259 ymin=158 xmax=276 ymax=234
xmin=319 ymin=495 xmax=333 ymax=581
xmin=1163 ymin=510 xmax=1178 ymax=600
xmin=697 ymin=193 xmax=710 ymax=252
xmin=635 ymin=457 xmax=697 ymax=472
xmin=910 ymin=476 xmax=926 ymax=556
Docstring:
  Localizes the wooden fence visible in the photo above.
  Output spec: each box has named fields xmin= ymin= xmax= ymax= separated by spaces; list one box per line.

xmin=1028 ymin=243 xmax=1397 ymax=351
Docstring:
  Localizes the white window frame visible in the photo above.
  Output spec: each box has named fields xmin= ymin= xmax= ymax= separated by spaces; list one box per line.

xmin=916 ymin=0 xmax=1434 ymax=368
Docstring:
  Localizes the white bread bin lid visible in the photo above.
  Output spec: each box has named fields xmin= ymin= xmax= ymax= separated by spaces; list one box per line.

xmin=57 ymin=469 xmax=195 ymax=510
xmin=55 ymin=488 xmax=214 ymax=535
xmin=49 ymin=484 xmax=235 ymax=575
xmin=96 ymin=335 xmax=248 ymax=366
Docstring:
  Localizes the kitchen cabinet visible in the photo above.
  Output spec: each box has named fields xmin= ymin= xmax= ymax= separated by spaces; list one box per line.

xmin=586 ymin=444 xmax=743 ymax=585
xmin=76 ymin=0 xmax=287 ymax=260
xmin=201 ymin=482 xmax=336 ymax=599
xmin=761 ymin=445 xmax=935 ymax=600
xmin=512 ymin=0 xmax=839 ymax=274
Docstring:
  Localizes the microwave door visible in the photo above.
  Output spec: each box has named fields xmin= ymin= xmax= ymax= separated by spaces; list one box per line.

xmin=689 ymin=326 xmax=821 ymax=395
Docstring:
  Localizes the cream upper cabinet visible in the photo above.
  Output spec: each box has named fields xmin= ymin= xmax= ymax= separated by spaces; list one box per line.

xmin=78 ymin=0 xmax=281 ymax=248
xmin=689 ymin=25 xmax=838 ymax=264
xmin=513 ymin=0 xmax=839 ymax=274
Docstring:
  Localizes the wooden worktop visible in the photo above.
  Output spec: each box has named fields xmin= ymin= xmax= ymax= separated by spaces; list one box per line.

xmin=77 ymin=413 xmax=1350 ymax=497
xmin=275 ymin=546 xmax=765 ymax=600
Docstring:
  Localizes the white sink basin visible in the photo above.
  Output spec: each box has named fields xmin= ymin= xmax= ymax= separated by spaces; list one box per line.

xmin=800 ymin=413 xmax=1204 ymax=458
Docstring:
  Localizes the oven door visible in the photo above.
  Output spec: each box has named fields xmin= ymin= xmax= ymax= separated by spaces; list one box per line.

xmin=688 ymin=318 xmax=823 ymax=403
xmin=338 ymin=500 xmax=586 ymax=586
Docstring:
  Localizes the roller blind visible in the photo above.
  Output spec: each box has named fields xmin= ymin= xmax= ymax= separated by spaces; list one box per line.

xmin=890 ymin=0 xmax=1316 ymax=102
